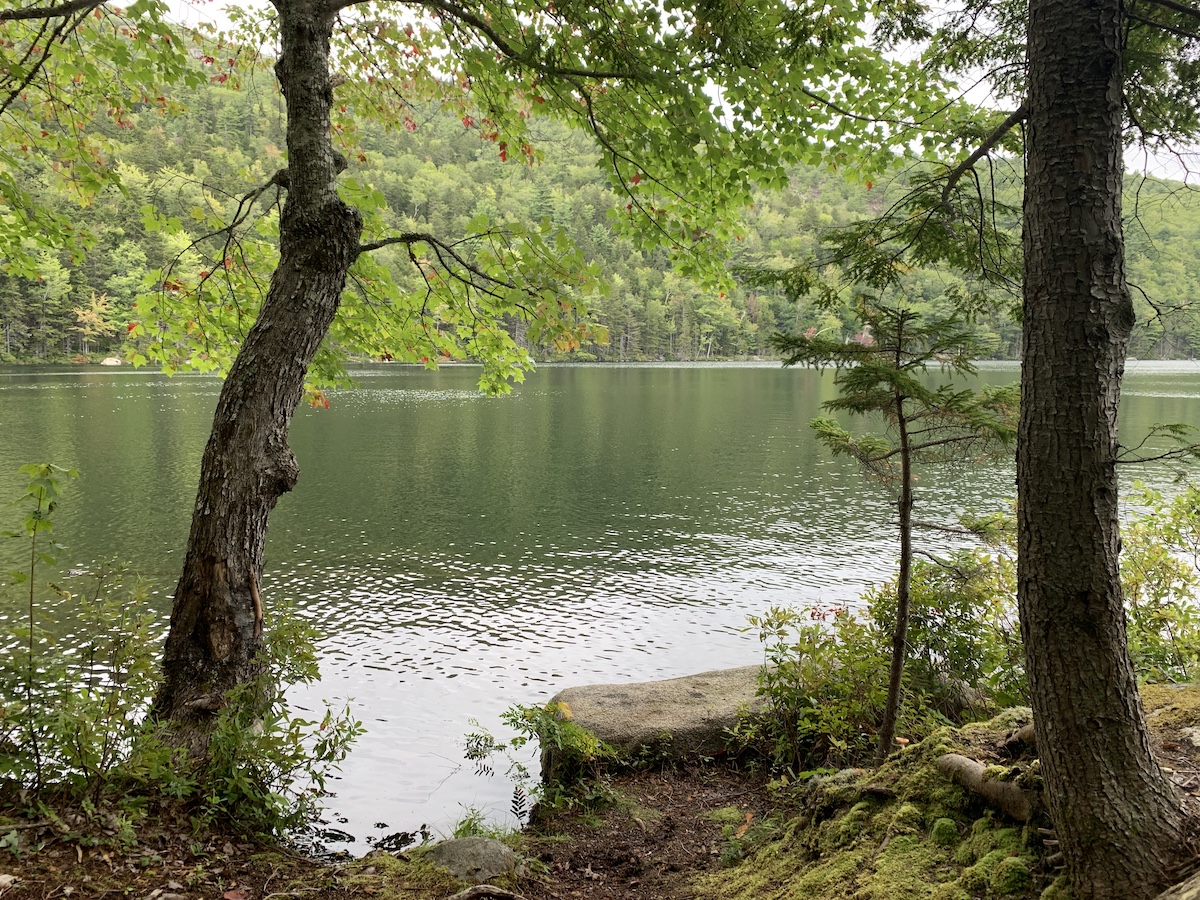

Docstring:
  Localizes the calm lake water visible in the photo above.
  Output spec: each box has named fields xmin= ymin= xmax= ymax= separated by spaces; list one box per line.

xmin=2 ymin=360 xmax=1199 ymax=848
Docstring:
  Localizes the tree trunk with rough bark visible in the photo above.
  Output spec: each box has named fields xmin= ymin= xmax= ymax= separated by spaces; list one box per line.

xmin=1019 ymin=0 xmax=1190 ymax=894
xmin=151 ymin=0 xmax=362 ymax=742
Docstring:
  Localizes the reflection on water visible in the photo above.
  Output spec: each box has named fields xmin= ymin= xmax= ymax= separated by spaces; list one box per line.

xmin=2 ymin=360 xmax=1199 ymax=849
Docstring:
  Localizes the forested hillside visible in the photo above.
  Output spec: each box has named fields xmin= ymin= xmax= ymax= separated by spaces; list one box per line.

xmin=2 ymin=70 xmax=1199 ymax=365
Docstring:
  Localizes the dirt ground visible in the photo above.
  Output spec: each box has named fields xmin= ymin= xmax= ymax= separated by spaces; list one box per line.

xmin=519 ymin=766 xmax=779 ymax=900
xmin=0 ymin=766 xmax=774 ymax=900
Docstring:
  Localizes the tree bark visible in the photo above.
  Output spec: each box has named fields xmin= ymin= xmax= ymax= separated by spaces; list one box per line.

xmin=1019 ymin=0 xmax=1189 ymax=894
xmin=151 ymin=0 xmax=362 ymax=739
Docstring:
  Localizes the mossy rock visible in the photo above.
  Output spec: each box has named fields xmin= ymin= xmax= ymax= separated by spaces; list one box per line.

xmin=991 ymin=856 xmax=1032 ymax=896
xmin=341 ymin=852 xmax=466 ymax=900
xmin=930 ymin=886 xmax=972 ymax=900
xmin=930 ymin=817 xmax=959 ymax=847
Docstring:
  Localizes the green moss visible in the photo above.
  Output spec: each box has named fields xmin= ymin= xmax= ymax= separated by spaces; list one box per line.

xmin=890 ymin=803 xmax=924 ymax=835
xmin=978 ymin=707 xmax=1033 ymax=732
xmin=613 ymin=796 xmax=664 ymax=824
xmin=1140 ymin=683 xmax=1200 ymax=728
xmin=790 ymin=848 xmax=871 ymax=896
xmin=929 ymin=886 xmax=971 ymax=900
xmin=1013 ymin=761 xmax=1043 ymax=792
xmin=1039 ymin=875 xmax=1076 ymax=900
xmin=991 ymin=856 xmax=1032 ymax=895
xmin=930 ymin=818 xmax=959 ymax=847
xmin=708 ymin=805 xmax=750 ymax=826
xmin=816 ymin=800 xmax=875 ymax=853
xmin=860 ymin=833 xmax=950 ymax=899
xmin=694 ymin=715 xmax=1053 ymax=900
xmin=960 ymin=863 xmax=990 ymax=893
xmin=340 ymin=852 xmax=465 ymax=900
xmin=961 ymin=847 xmax=1015 ymax=892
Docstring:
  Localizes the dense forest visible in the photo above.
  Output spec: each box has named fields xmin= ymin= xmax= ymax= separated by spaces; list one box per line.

xmin=2 ymin=71 xmax=1199 ymax=365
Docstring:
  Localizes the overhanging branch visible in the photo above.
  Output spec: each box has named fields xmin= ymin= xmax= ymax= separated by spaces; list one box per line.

xmin=0 ymin=0 xmax=101 ymax=20
xmin=1129 ymin=10 xmax=1200 ymax=39
xmin=941 ymin=105 xmax=1027 ymax=206
xmin=1142 ymin=0 xmax=1200 ymax=23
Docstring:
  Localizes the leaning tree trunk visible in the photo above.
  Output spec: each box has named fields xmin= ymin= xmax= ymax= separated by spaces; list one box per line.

xmin=151 ymin=0 xmax=362 ymax=741
xmin=1019 ymin=0 xmax=1189 ymax=894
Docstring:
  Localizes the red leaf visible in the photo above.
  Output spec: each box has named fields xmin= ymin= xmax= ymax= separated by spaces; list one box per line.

xmin=223 ymin=891 xmax=247 ymax=900
xmin=127 ymin=322 xmax=138 ymax=333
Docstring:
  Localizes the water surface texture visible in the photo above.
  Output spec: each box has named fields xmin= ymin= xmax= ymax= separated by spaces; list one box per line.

xmin=2 ymin=361 xmax=1198 ymax=847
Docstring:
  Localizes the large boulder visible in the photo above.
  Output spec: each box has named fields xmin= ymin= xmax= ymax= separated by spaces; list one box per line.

xmin=541 ymin=665 xmax=763 ymax=778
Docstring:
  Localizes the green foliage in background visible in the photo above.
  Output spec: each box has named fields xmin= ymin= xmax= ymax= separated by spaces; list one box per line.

xmin=2 ymin=70 xmax=1199 ymax=368
xmin=1122 ymin=483 xmax=1200 ymax=683
xmin=0 ymin=465 xmax=361 ymax=841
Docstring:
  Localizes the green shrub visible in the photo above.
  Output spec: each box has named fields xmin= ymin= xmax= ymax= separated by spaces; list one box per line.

xmin=1 ymin=463 xmax=361 ymax=840
xmin=740 ymin=604 xmax=890 ymax=772
xmin=190 ymin=608 xmax=363 ymax=835
xmin=866 ymin=548 xmax=1026 ymax=711
xmin=465 ymin=701 xmax=619 ymax=817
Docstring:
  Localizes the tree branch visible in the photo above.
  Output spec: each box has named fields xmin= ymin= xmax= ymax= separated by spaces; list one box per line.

xmin=358 ymin=231 xmax=519 ymax=293
xmin=0 ymin=0 xmax=101 ymax=20
xmin=1142 ymin=0 xmax=1200 ymax=23
xmin=940 ymin=105 xmax=1027 ymax=207
xmin=1129 ymin=11 xmax=1200 ymax=39
xmin=329 ymin=0 xmax=635 ymax=80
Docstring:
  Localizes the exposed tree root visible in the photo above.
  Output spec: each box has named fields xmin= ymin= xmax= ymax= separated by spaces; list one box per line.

xmin=444 ymin=886 xmax=528 ymax=900
xmin=936 ymin=753 xmax=1037 ymax=822
xmin=1002 ymin=722 xmax=1037 ymax=757
xmin=1156 ymin=870 xmax=1200 ymax=900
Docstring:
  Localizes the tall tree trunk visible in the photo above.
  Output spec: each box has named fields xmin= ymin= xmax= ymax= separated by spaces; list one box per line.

xmin=151 ymin=0 xmax=362 ymax=741
xmin=1020 ymin=0 xmax=1189 ymax=893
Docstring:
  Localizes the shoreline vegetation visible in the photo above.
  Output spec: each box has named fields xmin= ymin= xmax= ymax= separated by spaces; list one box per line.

xmin=7 ymin=478 xmax=1200 ymax=898
xmin=4 ymin=686 xmax=1200 ymax=900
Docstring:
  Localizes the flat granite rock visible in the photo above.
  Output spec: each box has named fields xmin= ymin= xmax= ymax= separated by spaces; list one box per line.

xmin=542 ymin=665 xmax=763 ymax=776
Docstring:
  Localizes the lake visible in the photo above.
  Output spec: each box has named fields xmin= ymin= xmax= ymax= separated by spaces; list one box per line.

xmin=2 ymin=360 xmax=1199 ymax=849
